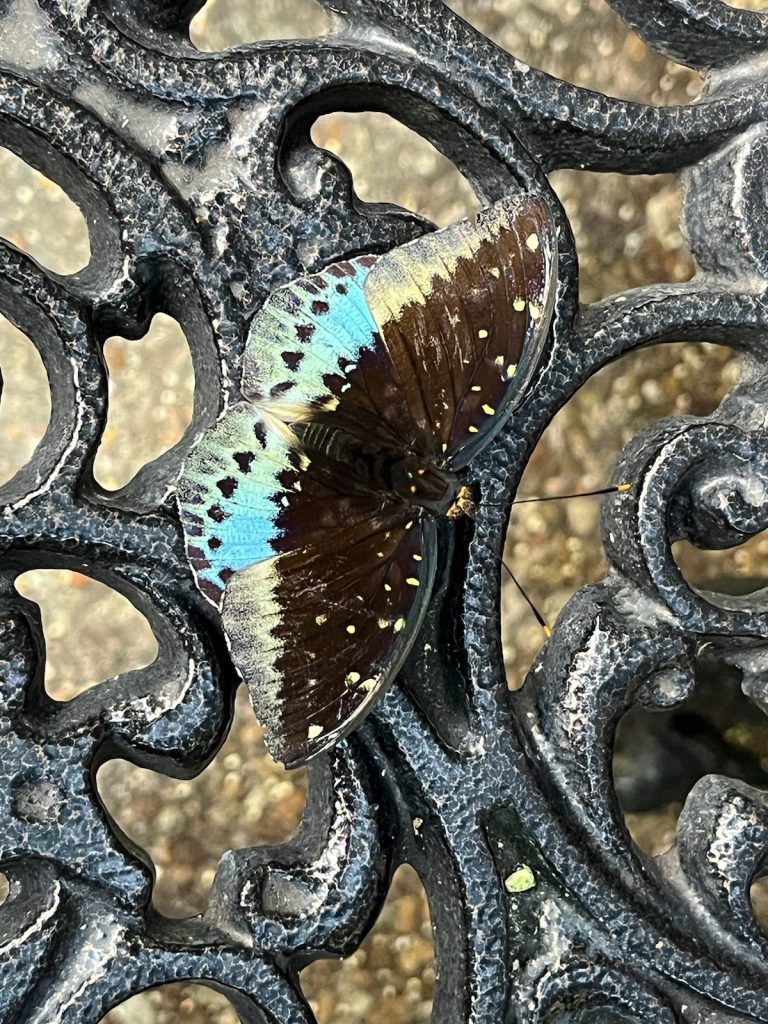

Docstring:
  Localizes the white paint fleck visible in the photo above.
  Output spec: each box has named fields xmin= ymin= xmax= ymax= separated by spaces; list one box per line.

xmin=0 ymin=0 xmax=63 ymax=73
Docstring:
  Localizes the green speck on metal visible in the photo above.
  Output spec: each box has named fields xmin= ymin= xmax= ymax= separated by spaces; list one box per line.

xmin=504 ymin=865 xmax=536 ymax=893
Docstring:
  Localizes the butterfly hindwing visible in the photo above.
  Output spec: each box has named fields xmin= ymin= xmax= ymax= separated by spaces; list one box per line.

xmin=223 ymin=515 xmax=437 ymax=766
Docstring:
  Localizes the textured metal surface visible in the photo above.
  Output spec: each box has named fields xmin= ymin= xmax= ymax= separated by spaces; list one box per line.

xmin=0 ymin=1 xmax=767 ymax=1021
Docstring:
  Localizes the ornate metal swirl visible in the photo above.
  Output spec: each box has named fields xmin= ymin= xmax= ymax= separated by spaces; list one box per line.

xmin=0 ymin=1 xmax=767 ymax=1021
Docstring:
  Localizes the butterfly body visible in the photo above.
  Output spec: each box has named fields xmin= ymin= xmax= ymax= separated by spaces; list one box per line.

xmin=291 ymin=415 xmax=459 ymax=516
xmin=179 ymin=194 xmax=556 ymax=767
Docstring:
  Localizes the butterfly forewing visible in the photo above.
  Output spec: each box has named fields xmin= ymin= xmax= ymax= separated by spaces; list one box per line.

xmin=177 ymin=193 xmax=555 ymax=767
xmin=364 ymin=194 xmax=555 ymax=469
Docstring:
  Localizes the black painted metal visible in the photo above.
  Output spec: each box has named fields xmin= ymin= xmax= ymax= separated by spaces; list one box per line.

xmin=0 ymin=1 xmax=767 ymax=1021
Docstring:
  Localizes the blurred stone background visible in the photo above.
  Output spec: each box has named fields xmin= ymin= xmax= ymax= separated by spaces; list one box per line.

xmin=1 ymin=1 xmax=766 ymax=1021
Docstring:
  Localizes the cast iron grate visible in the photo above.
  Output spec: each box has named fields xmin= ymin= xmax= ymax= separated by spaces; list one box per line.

xmin=1 ymin=1 xmax=768 ymax=1020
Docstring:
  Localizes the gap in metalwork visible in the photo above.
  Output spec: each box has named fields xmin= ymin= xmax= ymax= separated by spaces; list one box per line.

xmin=189 ymin=0 xmax=330 ymax=51
xmin=312 ymin=112 xmax=481 ymax=228
xmin=445 ymin=0 xmax=702 ymax=105
xmin=549 ymin=170 xmax=694 ymax=305
xmin=673 ymin=533 xmax=768 ymax=598
xmin=93 ymin=313 xmax=195 ymax=491
xmin=97 ymin=687 xmax=308 ymax=920
xmin=0 ymin=146 xmax=90 ymax=275
xmin=101 ymin=983 xmax=241 ymax=1024
xmin=300 ymin=863 xmax=435 ymax=1024
xmin=616 ymin=645 xmax=768 ymax=928
xmin=0 ymin=313 xmax=50 ymax=487
xmin=14 ymin=569 xmax=158 ymax=701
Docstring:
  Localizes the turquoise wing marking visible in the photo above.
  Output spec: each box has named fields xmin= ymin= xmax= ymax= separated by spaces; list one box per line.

xmin=242 ymin=257 xmax=380 ymax=407
xmin=177 ymin=402 xmax=293 ymax=608
xmin=179 ymin=258 xmax=382 ymax=608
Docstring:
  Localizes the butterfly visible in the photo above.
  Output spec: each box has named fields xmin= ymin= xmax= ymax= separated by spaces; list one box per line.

xmin=177 ymin=193 xmax=556 ymax=768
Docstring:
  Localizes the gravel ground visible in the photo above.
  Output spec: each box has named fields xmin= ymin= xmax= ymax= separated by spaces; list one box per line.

xmin=1 ymin=2 xmax=763 ymax=1021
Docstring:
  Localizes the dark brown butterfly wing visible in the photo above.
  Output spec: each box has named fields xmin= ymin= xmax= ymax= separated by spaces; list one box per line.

xmin=221 ymin=450 xmax=435 ymax=766
xmin=364 ymin=193 xmax=556 ymax=469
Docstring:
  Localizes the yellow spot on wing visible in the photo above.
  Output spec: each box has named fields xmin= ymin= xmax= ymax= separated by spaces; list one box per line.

xmin=529 ymin=301 xmax=542 ymax=321
xmin=406 ymin=577 xmax=420 ymax=586
xmin=506 ymin=364 xmax=517 ymax=379
xmin=482 ymin=404 xmax=495 ymax=416
xmin=315 ymin=614 xmax=327 ymax=625
xmin=513 ymin=297 xmax=525 ymax=312
xmin=468 ymin=425 xmax=479 ymax=434
xmin=308 ymin=724 xmax=324 ymax=739
xmin=478 ymin=328 xmax=488 ymax=339
xmin=471 ymin=385 xmax=481 ymax=392
xmin=360 ymin=679 xmax=377 ymax=692
xmin=413 ymin=554 xmax=422 ymax=561
xmin=394 ymin=617 xmax=405 ymax=632
xmin=347 ymin=671 xmax=361 ymax=684
xmin=378 ymin=618 xmax=391 ymax=629
xmin=346 ymin=624 xmax=356 ymax=634
xmin=525 ymin=232 xmax=540 ymax=252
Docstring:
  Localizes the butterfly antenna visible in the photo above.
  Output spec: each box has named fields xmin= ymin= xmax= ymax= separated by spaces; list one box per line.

xmin=501 ymin=559 xmax=551 ymax=638
xmin=481 ymin=483 xmax=632 ymax=636
xmin=511 ymin=483 xmax=631 ymax=505
xmin=498 ymin=484 xmax=632 ymax=636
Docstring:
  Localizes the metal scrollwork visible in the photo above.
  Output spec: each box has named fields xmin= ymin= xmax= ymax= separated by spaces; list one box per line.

xmin=1 ymin=0 xmax=768 ymax=1021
